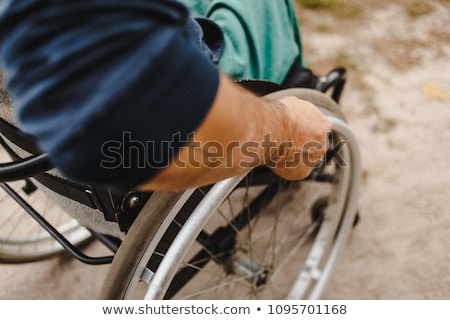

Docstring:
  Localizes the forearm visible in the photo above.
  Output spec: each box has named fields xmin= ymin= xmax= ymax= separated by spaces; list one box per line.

xmin=140 ymin=74 xmax=275 ymax=190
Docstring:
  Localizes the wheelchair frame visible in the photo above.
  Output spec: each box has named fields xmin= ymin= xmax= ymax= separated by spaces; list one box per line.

xmin=0 ymin=68 xmax=360 ymax=299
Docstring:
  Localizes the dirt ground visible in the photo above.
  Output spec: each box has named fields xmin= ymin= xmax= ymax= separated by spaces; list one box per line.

xmin=0 ymin=0 xmax=449 ymax=299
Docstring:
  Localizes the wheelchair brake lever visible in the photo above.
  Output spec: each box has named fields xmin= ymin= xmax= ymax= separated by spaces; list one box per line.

xmin=316 ymin=67 xmax=347 ymax=103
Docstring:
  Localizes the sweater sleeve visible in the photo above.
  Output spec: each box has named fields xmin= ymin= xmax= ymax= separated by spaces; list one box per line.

xmin=0 ymin=0 xmax=220 ymax=192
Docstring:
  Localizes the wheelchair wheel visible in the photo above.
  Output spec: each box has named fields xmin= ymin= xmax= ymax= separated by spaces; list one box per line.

xmin=0 ymin=101 xmax=93 ymax=262
xmin=0 ymin=176 xmax=91 ymax=263
xmin=101 ymin=89 xmax=361 ymax=300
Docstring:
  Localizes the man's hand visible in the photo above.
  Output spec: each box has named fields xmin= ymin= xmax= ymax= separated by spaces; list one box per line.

xmin=266 ymin=96 xmax=331 ymax=181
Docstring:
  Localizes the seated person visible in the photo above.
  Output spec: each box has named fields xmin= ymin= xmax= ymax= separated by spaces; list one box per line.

xmin=0 ymin=0 xmax=330 ymax=192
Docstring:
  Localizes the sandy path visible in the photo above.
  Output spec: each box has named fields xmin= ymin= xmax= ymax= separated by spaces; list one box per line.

xmin=0 ymin=0 xmax=449 ymax=299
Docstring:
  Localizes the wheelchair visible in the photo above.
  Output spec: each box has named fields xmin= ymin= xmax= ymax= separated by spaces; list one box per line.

xmin=0 ymin=67 xmax=361 ymax=299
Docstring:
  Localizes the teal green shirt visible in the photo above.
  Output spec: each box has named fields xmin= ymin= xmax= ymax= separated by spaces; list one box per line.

xmin=180 ymin=0 xmax=304 ymax=83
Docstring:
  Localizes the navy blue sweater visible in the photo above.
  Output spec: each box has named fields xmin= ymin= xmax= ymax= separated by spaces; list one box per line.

xmin=0 ymin=0 xmax=220 ymax=191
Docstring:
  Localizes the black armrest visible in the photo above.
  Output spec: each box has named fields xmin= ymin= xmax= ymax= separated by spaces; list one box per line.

xmin=0 ymin=153 xmax=53 ymax=182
